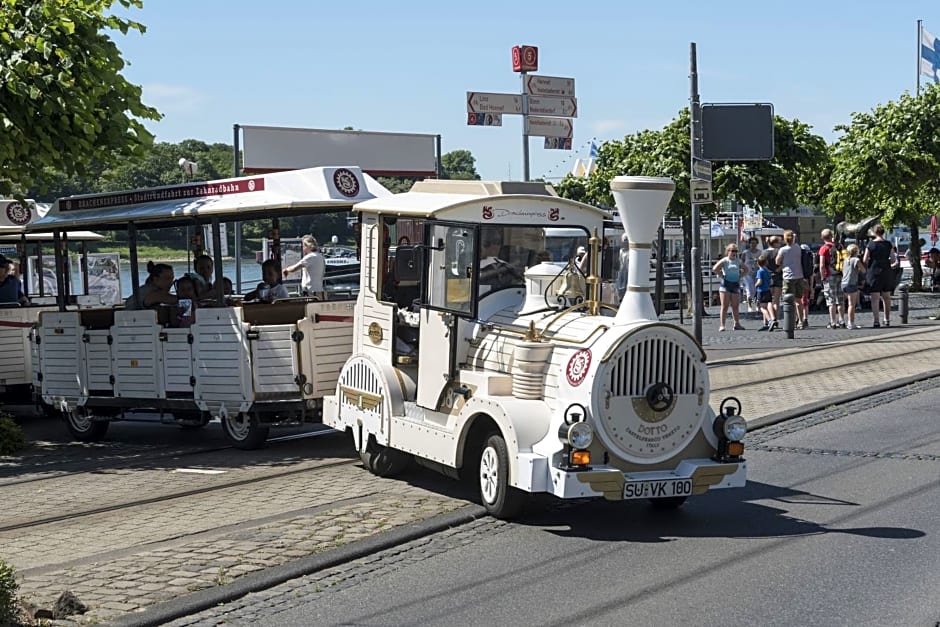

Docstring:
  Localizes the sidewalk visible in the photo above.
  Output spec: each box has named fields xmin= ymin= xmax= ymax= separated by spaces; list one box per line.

xmin=5 ymin=304 xmax=940 ymax=625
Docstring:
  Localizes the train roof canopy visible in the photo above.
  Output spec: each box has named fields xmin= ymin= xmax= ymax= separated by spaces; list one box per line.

xmin=353 ymin=179 xmax=610 ymax=224
xmin=0 ymin=201 xmax=104 ymax=240
xmin=28 ymin=166 xmax=390 ymax=232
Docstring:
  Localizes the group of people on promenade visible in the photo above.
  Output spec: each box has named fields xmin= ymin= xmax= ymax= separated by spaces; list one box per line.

xmin=711 ymin=225 xmax=901 ymax=332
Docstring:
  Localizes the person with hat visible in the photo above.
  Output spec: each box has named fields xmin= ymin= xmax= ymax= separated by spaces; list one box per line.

xmin=0 ymin=255 xmax=29 ymax=305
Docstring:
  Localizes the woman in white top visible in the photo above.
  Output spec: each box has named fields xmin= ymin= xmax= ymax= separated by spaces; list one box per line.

xmin=283 ymin=235 xmax=326 ymax=300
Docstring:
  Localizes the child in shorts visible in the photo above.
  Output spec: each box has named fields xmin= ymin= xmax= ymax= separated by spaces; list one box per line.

xmin=755 ymin=255 xmax=775 ymax=331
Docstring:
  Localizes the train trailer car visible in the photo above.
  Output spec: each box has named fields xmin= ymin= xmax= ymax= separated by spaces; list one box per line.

xmin=28 ymin=166 xmax=389 ymax=447
xmin=323 ymin=176 xmax=747 ymax=518
xmin=0 ymin=199 xmax=106 ymax=396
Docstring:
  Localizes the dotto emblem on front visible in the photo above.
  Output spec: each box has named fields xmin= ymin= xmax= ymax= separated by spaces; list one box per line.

xmin=565 ymin=349 xmax=592 ymax=387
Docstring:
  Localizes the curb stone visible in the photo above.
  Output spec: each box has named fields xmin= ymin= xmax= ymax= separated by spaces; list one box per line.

xmin=105 ymin=504 xmax=486 ymax=627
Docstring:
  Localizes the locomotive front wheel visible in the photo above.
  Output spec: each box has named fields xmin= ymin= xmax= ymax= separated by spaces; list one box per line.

xmin=221 ymin=413 xmax=269 ymax=450
xmin=65 ymin=408 xmax=110 ymax=442
xmin=359 ymin=437 xmax=411 ymax=477
xmin=479 ymin=433 xmax=525 ymax=519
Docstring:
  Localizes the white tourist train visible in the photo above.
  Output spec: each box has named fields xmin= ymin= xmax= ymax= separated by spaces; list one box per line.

xmin=27 ymin=167 xmax=389 ymax=447
xmin=0 ymin=199 xmax=105 ymax=395
xmin=323 ymin=176 xmax=748 ymax=518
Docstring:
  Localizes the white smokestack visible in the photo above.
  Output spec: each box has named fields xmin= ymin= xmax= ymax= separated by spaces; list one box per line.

xmin=610 ymin=176 xmax=676 ymax=322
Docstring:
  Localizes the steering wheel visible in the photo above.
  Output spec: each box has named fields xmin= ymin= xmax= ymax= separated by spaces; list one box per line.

xmin=398 ymin=236 xmax=411 ymax=246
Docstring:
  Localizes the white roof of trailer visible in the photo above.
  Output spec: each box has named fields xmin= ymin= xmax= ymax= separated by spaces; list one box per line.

xmin=353 ymin=179 xmax=610 ymax=221
xmin=28 ymin=166 xmax=391 ymax=231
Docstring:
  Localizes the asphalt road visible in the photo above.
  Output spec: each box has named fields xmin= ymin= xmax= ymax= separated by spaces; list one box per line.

xmin=171 ymin=378 xmax=940 ymax=627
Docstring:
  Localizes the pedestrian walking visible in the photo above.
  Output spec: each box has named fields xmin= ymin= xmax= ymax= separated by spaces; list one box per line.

xmin=763 ymin=235 xmax=783 ymax=327
xmin=861 ymin=224 xmax=896 ymax=328
xmin=818 ymin=229 xmax=846 ymax=328
xmin=754 ymin=255 xmax=774 ymax=331
xmin=712 ymin=243 xmax=748 ymax=331
xmin=841 ymin=244 xmax=866 ymax=329
xmin=742 ymin=237 xmax=762 ymax=314
xmin=775 ymin=230 xmax=808 ymax=329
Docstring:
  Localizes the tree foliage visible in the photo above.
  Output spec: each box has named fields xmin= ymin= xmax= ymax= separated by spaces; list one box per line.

xmin=0 ymin=0 xmax=161 ymax=196
xmin=441 ymin=149 xmax=480 ymax=180
xmin=827 ymin=82 xmax=940 ymax=288
xmin=556 ymin=108 xmax=829 ymax=218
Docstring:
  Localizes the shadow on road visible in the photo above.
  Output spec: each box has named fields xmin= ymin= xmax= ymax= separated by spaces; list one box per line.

xmin=523 ymin=480 xmax=924 ymax=543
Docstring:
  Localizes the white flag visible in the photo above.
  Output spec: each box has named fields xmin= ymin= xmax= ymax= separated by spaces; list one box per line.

xmin=710 ymin=221 xmax=725 ymax=238
xmin=921 ymin=27 xmax=939 ymax=82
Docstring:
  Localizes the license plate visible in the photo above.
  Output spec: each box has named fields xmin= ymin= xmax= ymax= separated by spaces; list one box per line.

xmin=623 ymin=478 xmax=692 ymax=500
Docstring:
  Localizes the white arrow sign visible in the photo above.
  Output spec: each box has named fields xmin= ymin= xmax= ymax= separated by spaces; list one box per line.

xmin=527 ymin=95 xmax=577 ymax=118
xmin=467 ymin=92 xmax=523 ymax=114
xmin=525 ymin=75 xmax=575 ymax=97
xmin=525 ymin=116 xmax=573 ymax=138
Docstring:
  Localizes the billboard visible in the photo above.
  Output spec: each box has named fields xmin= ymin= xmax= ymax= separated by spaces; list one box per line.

xmin=702 ymin=104 xmax=774 ymax=161
xmin=240 ymin=126 xmax=438 ymax=177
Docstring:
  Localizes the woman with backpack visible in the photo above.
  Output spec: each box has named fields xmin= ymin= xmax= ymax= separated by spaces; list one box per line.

xmin=861 ymin=224 xmax=897 ymax=328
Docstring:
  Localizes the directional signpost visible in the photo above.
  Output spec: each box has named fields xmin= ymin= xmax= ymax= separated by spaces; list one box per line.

xmin=525 ymin=116 xmax=572 ymax=138
xmin=466 ymin=47 xmax=577 ymax=180
xmin=466 ymin=92 xmax=522 ymax=115
xmin=692 ymin=157 xmax=712 ymax=182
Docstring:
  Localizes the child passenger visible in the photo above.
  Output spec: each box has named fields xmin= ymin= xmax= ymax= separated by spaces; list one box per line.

xmin=245 ymin=259 xmax=289 ymax=303
xmin=174 ymin=276 xmax=197 ymax=327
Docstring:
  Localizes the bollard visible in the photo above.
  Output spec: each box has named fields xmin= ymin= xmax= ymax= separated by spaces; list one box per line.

xmin=781 ymin=293 xmax=795 ymax=339
xmin=899 ymin=284 xmax=909 ymax=325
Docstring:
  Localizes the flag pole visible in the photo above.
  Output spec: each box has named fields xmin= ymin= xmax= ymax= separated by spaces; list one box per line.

xmin=918 ymin=19 xmax=923 ymax=95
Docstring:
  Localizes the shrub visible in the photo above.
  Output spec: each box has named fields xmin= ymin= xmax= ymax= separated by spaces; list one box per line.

xmin=0 ymin=414 xmax=26 ymax=456
xmin=0 ymin=558 xmax=18 ymax=626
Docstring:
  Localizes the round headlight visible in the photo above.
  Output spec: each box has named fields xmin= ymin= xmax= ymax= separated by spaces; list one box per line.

xmin=567 ymin=422 xmax=594 ymax=449
xmin=723 ymin=416 xmax=747 ymax=442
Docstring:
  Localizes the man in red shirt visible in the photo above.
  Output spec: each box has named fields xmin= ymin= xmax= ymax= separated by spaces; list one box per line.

xmin=818 ymin=229 xmax=845 ymax=329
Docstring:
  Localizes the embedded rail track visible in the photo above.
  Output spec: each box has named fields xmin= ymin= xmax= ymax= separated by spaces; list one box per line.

xmin=0 ymin=428 xmax=356 ymax=533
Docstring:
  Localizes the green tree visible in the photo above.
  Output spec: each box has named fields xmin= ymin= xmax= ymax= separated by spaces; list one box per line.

xmin=441 ymin=149 xmax=480 ymax=180
xmin=0 ymin=0 xmax=161 ymax=196
xmin=556 ymin=108 xmax=828 ymax=216
xmin=828 ymin=83 xmax=940 ymax=289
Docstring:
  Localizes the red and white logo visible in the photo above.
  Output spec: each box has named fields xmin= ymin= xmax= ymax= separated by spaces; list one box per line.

xmin=333 ymin=168 xmax=360 ymax=198
xmin=5 ymin=202 xmax=31 ymax=226
xmin=565 ymin=349 xmax=592 ymax=387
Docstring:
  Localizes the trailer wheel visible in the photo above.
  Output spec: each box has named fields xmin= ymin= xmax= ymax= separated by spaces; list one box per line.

xmin=479 ymin=433 xmax=525 ymax=519
xmin=359 ymin=438 xmax=411 ymax=477
xmin=649 ymin=496 xmax=687 ymax=510
xmin=221 ymin=413 xmax=269 ymax=450
xmin=65 ymin=408 xmax=109 ymax=442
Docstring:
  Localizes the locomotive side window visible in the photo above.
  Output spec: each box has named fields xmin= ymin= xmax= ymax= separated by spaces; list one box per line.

xmin=427 ymin=223 xmax=475 ymax=315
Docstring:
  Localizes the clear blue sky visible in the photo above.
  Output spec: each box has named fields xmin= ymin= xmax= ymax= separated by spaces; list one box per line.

xmin=116 ymin=0 xmax=937 ymax=181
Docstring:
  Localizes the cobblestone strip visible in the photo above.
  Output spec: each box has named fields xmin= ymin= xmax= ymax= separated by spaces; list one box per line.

xmin=1 ymin=462 xmax=438 ymax=570
xmin=164 ymin=517 xmax=511 ymax=627
xmin=1 ymin=452 xmax=352 ymax=529
xmin=16 ymin=491 xmax=465 ymax=625
xmin=747 ymin=376 xmax=940 ymax=446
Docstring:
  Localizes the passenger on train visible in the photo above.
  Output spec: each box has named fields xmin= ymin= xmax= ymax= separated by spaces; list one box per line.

xmin=125 ymin=261 xmax=178 ymax=310
xmin=174 ymin=275 xmax=197 ymax=327
xmin=283 ymin=235 xmax=326 ymax=300
xmin=0 ymin=255 xmax=29 ymax=305
xmin=188 ymin=254 xmax=215 ymax=298
xmin=245 ymin=259 xmax=289 ymax=303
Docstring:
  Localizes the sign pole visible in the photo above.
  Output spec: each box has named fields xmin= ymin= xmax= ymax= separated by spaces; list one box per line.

xmin=521 ymin=71 xmax=530 ymax=181
xmin=689 ymin=42 xmax=703 ymax=344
